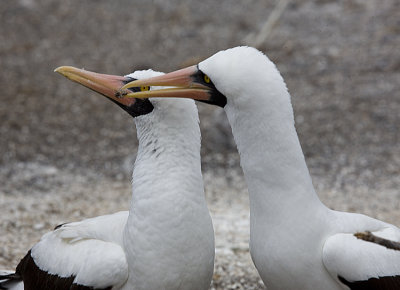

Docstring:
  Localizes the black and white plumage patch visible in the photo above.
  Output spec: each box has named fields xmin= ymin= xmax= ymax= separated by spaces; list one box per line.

xmin=323 ymin=227 xmax=400 ymax=290
xmin=0 ymin=212 xmax=129 ymax=290
xmin=338 ymin=275 xmax=400 ymax=290
xmin=0 ymin=271 xmax=21 ymax=290
xmin=335 ymin=231 xmax=400 ymax=289
xmin=14 ymin=250 xmax=111 ymax=290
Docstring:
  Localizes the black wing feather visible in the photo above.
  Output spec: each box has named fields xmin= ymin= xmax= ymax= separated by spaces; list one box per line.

xmin=13 ymin=250 xmax=111 ymax=290
xmin=339 ymin=275 xmax=400 ymax=290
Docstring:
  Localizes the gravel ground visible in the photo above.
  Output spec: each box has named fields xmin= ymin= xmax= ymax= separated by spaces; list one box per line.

xmin=1 ymin=1 xmax=399 ymax=289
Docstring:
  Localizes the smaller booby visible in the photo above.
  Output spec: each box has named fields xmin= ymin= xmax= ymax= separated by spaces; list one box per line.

xmin=0 ymin=68 xmax=214 ymax=290
xmin=118 ymin=46 xmax=400 ymax=290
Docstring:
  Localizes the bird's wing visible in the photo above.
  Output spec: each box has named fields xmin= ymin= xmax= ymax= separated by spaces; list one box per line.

xmin=54 ymin=211 xmax=129 ymax=244
xmin=323 ymin=227 xmax=400 ymax=289
xmin=2 ymin=212 xmax=129 ymax=290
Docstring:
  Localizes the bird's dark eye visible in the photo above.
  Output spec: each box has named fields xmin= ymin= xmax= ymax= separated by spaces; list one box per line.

xmin=203 ymin=74 xmax=211 ymax=83
xmin=140 ymin=86 xmax=150 ymax=91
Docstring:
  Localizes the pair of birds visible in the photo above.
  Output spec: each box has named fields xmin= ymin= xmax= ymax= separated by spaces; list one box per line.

xmin=1 ymin=46 xmax=400 ymax=290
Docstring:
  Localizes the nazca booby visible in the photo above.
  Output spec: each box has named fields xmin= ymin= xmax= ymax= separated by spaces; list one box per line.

xmin=0 ymin=68 xmax=214 ymax=290
xmin=118 ymin=46 xmax=400 ymax=289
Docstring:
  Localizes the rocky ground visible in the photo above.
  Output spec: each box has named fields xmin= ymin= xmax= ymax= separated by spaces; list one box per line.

xmin=0 ymin=0 xmax=399 ymax=289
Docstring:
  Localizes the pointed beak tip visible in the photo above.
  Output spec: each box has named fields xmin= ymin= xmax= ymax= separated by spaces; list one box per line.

xmin=54 ymin=66 xmax=63 ymax=74
xmin=54 ymin=66 xmax=74 ymax=77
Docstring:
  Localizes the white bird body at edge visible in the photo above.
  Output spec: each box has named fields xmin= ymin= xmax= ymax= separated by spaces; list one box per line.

xmin=122 ymin=46 xmax=400 ymax=289
xmin=0 ymin=70 xmax=214 ymax=290
xmin=198 ymin=47 xmax=400 ymax=289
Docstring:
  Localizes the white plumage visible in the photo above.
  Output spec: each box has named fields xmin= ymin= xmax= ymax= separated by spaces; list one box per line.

xmin=200 ymin=47 xmax=400 ymax=289
xmin=32 ymin=211 xmax=129 ymax=289
xmin=0 ymin=70 xmax=214 ymax=290
xmin=121 ymin=46 xmax=400 ymax=289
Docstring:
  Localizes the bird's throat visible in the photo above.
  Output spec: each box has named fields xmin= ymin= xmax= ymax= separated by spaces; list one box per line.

xmin=224 ymin=95 xmax=323 ymax=222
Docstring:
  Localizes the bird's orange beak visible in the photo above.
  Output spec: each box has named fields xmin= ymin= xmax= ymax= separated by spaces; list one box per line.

xmin=118 ymin=65 xmax=226 ymax=107
xmin=54 ymin=66 xmax=138 ymax=107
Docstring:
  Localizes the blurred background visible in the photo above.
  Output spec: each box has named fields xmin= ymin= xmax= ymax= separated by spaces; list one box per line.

xmin=0 ymin=0 xmax=399 ymax=288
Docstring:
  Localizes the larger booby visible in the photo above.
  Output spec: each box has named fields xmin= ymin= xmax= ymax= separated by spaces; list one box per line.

xmin=0 ymin=68 xmax=214 ymax=290
xmin=118 ymin=46 xmax=400 ymax=289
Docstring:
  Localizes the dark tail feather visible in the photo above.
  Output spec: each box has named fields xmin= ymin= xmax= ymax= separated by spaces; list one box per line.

xmin=0 ymin=273 xmax=20 ymax=280
xmin=0 ymin=272 xmax=21 ymax=290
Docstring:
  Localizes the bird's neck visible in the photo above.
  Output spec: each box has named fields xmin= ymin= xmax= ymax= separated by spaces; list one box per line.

xmin=122 ymin=110 xmax=213 ymax=288
xmin=225 ymin=88 xmax=325 ymax=224
xmin=128 ymin=115 xmax=205 ymax=216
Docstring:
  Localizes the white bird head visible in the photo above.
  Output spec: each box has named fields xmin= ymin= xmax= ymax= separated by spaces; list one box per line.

xmin=118 ymin=46 xmax=291 ymax=115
